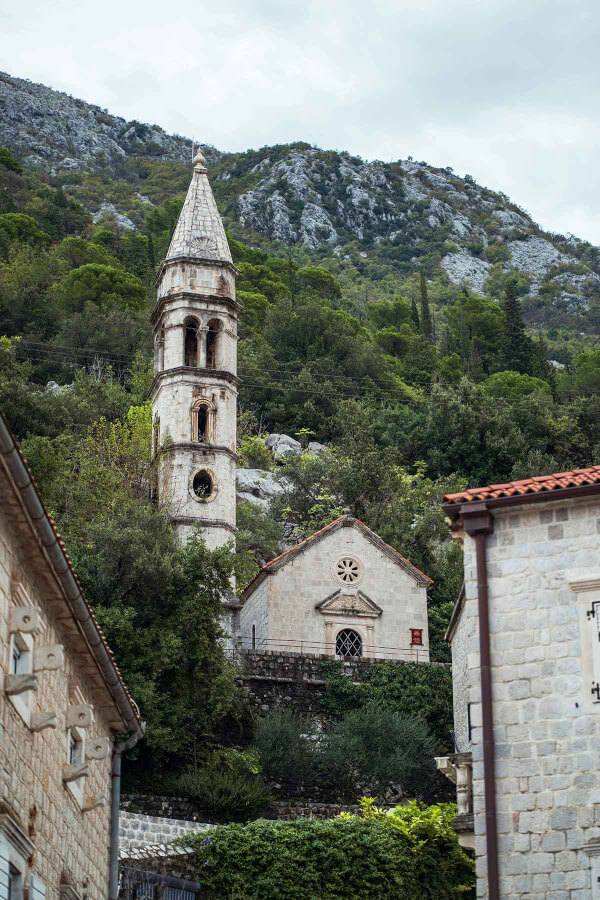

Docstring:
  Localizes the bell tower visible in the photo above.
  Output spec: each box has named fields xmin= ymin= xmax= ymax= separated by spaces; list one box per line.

xmin=150 ymin=149 xmax=240 ymax=552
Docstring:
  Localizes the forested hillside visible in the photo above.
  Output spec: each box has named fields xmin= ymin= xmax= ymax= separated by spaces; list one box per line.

xmin=3 ymin=73 xmax=600 ymax=784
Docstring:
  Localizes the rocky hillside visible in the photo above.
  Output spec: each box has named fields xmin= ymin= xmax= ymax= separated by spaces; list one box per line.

xmin=0 ymin=71 xmax=219 ymax=171
xmin=2 ymin=70 xmax=599 ymax=327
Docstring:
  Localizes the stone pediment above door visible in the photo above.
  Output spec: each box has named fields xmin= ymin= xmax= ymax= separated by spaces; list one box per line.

xmin=315 ymin=589 xmax=382 ymax=619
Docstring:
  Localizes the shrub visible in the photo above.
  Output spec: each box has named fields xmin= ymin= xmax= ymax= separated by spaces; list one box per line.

xmin=321 ymin=704 xmax=437 ymax=800
xmin=252 ymin=707 xmax=318 ymax=785
xmin=163 ymin=768 xmax=272 ymax=823
xmin=177 ymin=802 xmax=475 ymax=899
xmin=237 ymin=434 xmax=272 ymax=469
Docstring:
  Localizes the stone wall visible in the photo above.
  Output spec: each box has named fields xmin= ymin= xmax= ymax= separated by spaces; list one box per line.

xmin=121 ymin=795 xmax=360 ymax=827
xmin=119 ymin=811 xmax=212 ymax=849
xmin=0 ymin=502 xmax=119 ymax=900
xmin=453 ymin=495 xmax=600 ymax=898
xmin=237 ymin=649 xmax=447 ymax=717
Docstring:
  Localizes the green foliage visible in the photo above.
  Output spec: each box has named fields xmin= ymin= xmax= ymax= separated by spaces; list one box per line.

xmin=237 ymin=434 xmax=272 ymax=469
xmin=0 ymin=146 xmax=22 ymax=174
xmin=51 ymin=263 xmax=146 ymax=314
xmin=251 ymin=707 xmax=318 ymax=785
xmin=234 ymin=500 xmax=283 ymax=591
xmin=320 ymin=660 xmax=454 ymax=753
xmin=483 ymin=370 xmax=552 ymax=400
xmin=322 ymin=704 xmax=437 ymax=799
xmin=163 ymin=768 xmax=272 ymax=823
xmin=501 ymin=277 xmax=534 ymax=374
xmin=179 ymin=803 xmax=474 ymax=899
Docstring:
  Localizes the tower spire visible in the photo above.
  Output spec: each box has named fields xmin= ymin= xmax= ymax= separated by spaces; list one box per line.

xmin=165 ymin=150 xmax=232 ymax=265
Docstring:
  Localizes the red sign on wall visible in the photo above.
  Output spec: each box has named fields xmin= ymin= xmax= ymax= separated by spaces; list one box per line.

xmin=410 ymin=628 xmax=423 ymax=646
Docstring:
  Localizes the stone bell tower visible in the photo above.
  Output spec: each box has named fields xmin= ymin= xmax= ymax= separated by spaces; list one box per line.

xmin=150 ymin=149 xmax=240 ymax=552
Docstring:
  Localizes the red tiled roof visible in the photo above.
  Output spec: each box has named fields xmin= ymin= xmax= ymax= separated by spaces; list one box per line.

xmin=443 ymin=465 xmax=600 ymax=505
xmin=243 ymin=514 xmax=432 ymax=595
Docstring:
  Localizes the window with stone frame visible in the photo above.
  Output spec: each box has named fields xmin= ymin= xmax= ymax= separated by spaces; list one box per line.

xmin=7 ymin=631 xmax=34 ymax=726
xmin=335 ymin=628 xmax=363 ymax=658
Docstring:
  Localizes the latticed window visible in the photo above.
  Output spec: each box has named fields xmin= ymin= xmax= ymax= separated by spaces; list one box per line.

xmin=335 ymin=557 xmax=362 ymax=585
xmin=336 ymin=628 xmax=362 ymax=658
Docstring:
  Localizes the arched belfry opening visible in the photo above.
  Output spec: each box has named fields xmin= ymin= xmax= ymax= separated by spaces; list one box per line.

xmin=184 ymin=317 xmax=200 ymax=367
xmin=192 ymin=397 xmax=215 ymax=443
xmin=206 ymin=319 xmax=222 ymax=370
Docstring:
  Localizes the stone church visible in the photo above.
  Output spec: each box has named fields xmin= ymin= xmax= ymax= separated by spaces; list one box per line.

xmin=151 ymin=152 xmax=432 ymax=659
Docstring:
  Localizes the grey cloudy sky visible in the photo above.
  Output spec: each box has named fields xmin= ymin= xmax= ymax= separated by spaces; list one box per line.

xmin=3 ymin=0 xmax=600 ymax=241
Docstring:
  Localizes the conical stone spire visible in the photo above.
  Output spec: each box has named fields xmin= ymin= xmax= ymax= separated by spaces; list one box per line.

xmin=165 ymin=148 xmax=232 ymax=265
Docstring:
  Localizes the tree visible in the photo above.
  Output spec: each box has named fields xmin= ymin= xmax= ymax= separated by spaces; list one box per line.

xmin=410 ymin=298 xmax=420 ymax=333
xmin=0 ymin=146 xmax=23 ymax=174
xmin=501 ymin=276 xmax=533 ymax=374
xmin=322 ymin=704 xmax=437 ymax=799
xmin=483 ymin=370 xmax=552 ymax=401
xmin=419 ymin=272 xmax=433 ymax=342
xmin=52 ymin=263 xmax=146 ymax=314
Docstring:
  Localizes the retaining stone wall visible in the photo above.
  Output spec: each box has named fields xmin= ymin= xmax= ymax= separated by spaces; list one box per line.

xmin=119 ymin=810 xmax=213 ymax=849
xmin=236 ymin=649 xmax=447 ymax=716
xmin=121 ymin=794 xmax=360 ymax=825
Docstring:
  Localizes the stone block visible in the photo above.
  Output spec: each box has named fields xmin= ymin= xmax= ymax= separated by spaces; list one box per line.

xmin=541 ymin=831 xmax=566 ymax=851
xmin=550 ymin=807 xmax=577 ymax=829
xmin=528 ymin=852 xmax=554 ymax=873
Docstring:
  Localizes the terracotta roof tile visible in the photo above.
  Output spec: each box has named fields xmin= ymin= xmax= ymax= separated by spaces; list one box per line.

xmin=443 ymin=465 xmax=600 ymax=505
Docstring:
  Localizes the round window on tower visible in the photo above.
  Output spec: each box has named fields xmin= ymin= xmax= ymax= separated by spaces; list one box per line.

xmin=190 ymin=468 xmax=216 ymax=503
xmin=332 ymin=555 xmax=364 ymax=587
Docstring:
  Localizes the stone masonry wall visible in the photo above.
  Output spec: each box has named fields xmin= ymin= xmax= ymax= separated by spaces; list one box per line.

xmin=119 ymin=811 xmax=212 ymax=849
xmin=0 ymin=502 xmax=117 ymax=900
xmin=237 ymin=649 xmax=447 ymax=717
xmin=458 ymin=496 xmax=600 ymax=899
xmin=120 ymin=796 xmax=359 ymax=835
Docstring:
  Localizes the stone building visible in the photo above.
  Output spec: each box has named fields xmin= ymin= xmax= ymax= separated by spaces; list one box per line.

xmin=150 ymin=149 xmax=240 ymax=554
xmin=439 ymin=466 xmax=600 ymax=900
xmin=240 ymin=512 xmax=432 ymax=660
xmin=0 ymin=412 xmax=143 ymax=900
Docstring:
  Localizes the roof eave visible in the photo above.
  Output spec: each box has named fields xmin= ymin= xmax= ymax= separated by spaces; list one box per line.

xmin=443 ymin=480 xmax=600 ymax=521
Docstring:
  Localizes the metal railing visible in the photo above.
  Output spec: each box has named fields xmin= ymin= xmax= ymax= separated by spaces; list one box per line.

xmin=226 ymin=636 xmax=430 ymax=663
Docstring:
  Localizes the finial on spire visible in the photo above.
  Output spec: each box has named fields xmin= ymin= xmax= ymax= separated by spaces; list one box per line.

xmin=193 ymin=148 xmax=207 ymax=168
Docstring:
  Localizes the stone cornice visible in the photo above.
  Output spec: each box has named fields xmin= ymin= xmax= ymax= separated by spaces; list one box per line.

xmin=172 ymin=516 xmax=236 ymax=536
xmin=154 ymin=255 xmax=240 ymax=288
xmin=151 ymin=289 xmax=243 ymax=324
xmin=149 ymin=366 xmax=241 ymax=398
xmin=157 ymin=442 xmax=239 ymax=463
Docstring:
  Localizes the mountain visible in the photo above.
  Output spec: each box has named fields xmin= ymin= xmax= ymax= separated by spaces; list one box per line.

xmin=2 ymin=70 xmax=599 ymax=336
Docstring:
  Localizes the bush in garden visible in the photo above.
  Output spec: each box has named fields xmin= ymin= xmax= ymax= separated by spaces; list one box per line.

xmin=321 ymin=703 xmax=437 ymax=800
xmin=163 ymin=768 xmax=272 ymax=823
xmin=177 ymin=799 xmax=475 ymax=899
xmin=251 ymin=707 xmax=319 ymax=785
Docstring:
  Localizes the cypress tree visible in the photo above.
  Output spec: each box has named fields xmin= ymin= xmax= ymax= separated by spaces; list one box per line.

xmin=410 ymin=298 xmax=420 ymax=333
xmin=419 ymin=272 xmax=433 ymax=341
xmin=501 ymin=277 xmax=533 ymax=374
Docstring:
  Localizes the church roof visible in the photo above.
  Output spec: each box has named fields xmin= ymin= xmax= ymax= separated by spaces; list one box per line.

xmin=243 ymin=512 xmax=432 ymax=598
xmin=164 ymin=149 xmax=233 ymax=265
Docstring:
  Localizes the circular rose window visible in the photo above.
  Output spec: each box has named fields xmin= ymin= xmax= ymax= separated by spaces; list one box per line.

xmin=333 ymin=555 xmax=364 ymax=587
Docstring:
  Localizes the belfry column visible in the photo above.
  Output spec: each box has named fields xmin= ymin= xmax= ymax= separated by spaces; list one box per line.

xmin=149 ymin=150 xmax=241 ymax=558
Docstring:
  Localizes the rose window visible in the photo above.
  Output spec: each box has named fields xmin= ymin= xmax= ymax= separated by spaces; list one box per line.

xmin=336 ymin=629 xmax=363 ymax=658
xmin=334 ymin=556 xmax=363 ymax=586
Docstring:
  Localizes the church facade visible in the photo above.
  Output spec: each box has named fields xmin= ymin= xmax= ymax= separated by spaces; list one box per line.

xmin=240 ymin=513 xmax=432 ymax=661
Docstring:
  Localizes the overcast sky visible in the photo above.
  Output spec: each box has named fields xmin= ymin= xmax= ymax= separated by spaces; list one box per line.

xmin=2 ymin=0 xmax=600 ymax=242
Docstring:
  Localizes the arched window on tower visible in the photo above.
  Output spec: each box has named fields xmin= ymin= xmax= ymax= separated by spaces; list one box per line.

xmin=336 ymin=629 xmax=363 ymax=658
xmin=192 ymin=398 xmax=215 ymax=443
xmin=153 ymin=414 xmax=160 ymax=456
xmin=206 ymin=319 xmax=222 ymax=370
xmin=184 ymin=317 xmax=200 ymax=367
